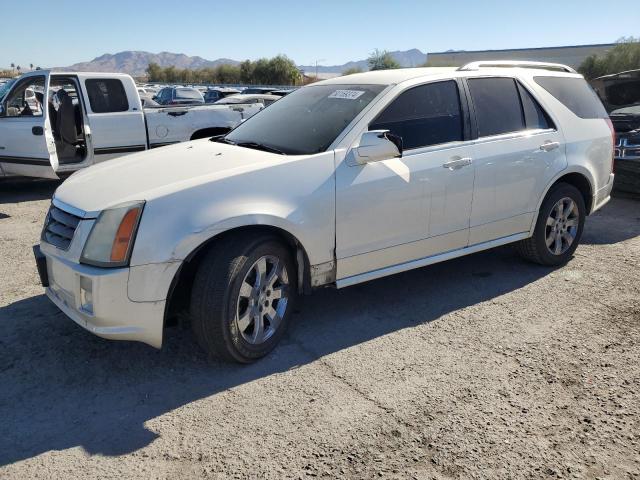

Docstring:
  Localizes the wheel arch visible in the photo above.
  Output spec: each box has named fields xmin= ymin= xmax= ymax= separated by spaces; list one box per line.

xmin=163 ymin=223 xmax=312 ymax=327
xmin=530 ymin=168 xmax=595 ymax=234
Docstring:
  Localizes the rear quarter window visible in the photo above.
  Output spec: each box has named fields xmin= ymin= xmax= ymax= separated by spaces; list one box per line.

xmin=534 ymin=76 xmax=607 ymax=119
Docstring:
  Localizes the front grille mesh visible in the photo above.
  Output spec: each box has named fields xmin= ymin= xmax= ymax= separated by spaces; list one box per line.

xmin=42 ymin=205 xmax=81 ymax=251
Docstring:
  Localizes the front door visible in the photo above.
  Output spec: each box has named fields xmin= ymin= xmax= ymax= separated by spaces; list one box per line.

xmin=0 ymin=72 xmax=59 ymax=178
xmin=336 ymin=80 xmax=475 ymax=281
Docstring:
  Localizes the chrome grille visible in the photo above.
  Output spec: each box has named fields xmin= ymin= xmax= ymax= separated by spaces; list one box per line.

xmin=615 ymin=136 xmax=640 ymax=160
xmin=42 ymin=205 xmax=81 ymax=251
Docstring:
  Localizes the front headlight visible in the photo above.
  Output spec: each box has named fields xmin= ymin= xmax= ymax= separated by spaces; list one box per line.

xmin=80 ymin=201 xmax=145 ymax=267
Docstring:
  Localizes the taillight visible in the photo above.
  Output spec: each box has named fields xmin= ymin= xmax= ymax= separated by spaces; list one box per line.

xmin=605 ymin=118 xmax=616 ymax=174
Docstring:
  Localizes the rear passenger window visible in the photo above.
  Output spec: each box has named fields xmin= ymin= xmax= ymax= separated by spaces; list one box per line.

xmin=85 ymin=79 xmax=129 ymax=113
xmin=517 ymin=83 xmax=553 ymax=130
xmin=468 ymin=78 xmax=524 ymax=137
xmin=534 ymin=76 xmax=607 ymax=119
xmin=370 ymin=80 xmax=463 ymax=150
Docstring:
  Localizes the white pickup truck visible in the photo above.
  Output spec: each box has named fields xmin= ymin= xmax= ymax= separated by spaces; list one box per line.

xmin=0 ymin=71 xmax=264 ymax=179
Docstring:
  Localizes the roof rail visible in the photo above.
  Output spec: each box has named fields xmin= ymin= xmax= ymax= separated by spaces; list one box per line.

xmin=457 ymin=61 xmax=577 ymax=74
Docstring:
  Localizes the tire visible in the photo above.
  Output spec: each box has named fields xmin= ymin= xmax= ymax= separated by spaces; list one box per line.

xmin=516 ymin=183 xmax=586 ymax=266
xmin=190 ymin=234 xmax=298 ymax=363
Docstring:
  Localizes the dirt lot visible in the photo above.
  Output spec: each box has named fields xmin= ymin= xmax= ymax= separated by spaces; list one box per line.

xmin=0 ymin=178 xmax=639 ymax=480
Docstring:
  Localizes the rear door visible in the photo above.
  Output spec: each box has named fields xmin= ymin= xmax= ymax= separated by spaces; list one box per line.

xmin=0 ymin=72 xmax=59 ymax=178
xmin=466 ymin=77 xmax=566 ymax=245
xmin=80 ymin=76 xmax=147 ymax=162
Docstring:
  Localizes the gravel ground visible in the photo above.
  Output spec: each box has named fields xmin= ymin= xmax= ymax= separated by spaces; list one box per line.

xmin=0 ymin=178 xmax=639 ymax=480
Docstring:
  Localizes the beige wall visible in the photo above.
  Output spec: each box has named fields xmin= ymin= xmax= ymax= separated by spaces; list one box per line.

xmin=427 ymin=44 xmax=615 ymax=68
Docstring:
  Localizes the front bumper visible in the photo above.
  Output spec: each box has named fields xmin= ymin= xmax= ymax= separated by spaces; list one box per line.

xmin=36 ymin=244 xmax=170 ymax=348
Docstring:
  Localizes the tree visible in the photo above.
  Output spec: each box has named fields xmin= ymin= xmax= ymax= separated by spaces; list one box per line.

xmin=30 ymin=63 xmax=33 ymax=71
xmin=367 ymin=49 xmax=400 ymax=71
xmin=10 ymin=63 xmax=14 ymax=74
xmin=578 ymin=37 xmax=640 ymax=79
xmin=342 ymin=67 xmax=363 ymax=75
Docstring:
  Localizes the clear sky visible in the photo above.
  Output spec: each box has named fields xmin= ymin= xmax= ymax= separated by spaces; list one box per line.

xmin=1 ymin=0 xmax=638 ymax=69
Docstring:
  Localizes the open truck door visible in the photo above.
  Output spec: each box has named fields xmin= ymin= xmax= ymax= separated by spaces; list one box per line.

xmin=0 ymin=71 xmax=59 ymax=179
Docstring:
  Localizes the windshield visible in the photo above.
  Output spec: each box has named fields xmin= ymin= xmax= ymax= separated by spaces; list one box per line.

xmin=0 ymin=78 xmax=17 ymax=101
xmin=225 ymin=84 xmax=386 ymax=155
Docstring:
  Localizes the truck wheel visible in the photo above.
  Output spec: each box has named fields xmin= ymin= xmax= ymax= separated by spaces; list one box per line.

xmin=516 ymin=183 xmax=586 ymax=266
xmin=190 ymin=234 xmax=297 ymax=363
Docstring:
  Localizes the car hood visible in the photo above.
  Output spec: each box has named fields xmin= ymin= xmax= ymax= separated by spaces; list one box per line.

xmin=54 ymin=139 xmax=286 ymax=216
xmin=591 ymin=70 xmax=640 ymax=116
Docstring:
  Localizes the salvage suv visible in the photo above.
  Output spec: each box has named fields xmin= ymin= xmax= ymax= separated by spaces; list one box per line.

xmin=35 ymin=61 xmax=615 ymax=363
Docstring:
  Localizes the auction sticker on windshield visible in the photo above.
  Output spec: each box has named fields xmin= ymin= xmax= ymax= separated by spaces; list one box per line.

xmin=328 ymin=90 xmax=365 ymax=100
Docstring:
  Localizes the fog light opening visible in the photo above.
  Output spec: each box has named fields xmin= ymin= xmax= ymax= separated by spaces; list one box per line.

xmin=79 ymin=276 xmax=94 ymax=315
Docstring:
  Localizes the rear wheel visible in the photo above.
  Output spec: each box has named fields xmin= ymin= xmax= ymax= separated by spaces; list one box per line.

xmin=516 ymin=183 xmax=586 ymax=266
xmin=190 ymin=235 xmax=297 ymax=363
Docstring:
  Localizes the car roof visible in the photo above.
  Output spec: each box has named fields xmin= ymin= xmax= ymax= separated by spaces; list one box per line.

xmin=314 ymin=65 xmax=581 ymax=87
xmin=317 ymin=67 xmax=457 ymax=86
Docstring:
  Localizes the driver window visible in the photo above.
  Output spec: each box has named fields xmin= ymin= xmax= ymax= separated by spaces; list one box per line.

xmin=4 ymin=76 xmax=46 ymax=117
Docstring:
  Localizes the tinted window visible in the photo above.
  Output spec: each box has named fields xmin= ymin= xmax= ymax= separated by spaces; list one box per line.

xmin=225 ymin=84 xmax=386 ymax=155
xmin=175 ymin=88 xmax=203 ymax=100
xmin=85 ymin=79 xmax=129 ymax=113
xmin=534 ymin=76 xmax=607 ymax=119
xmin=370 ymin=81 xmax=463 ymax=150
xmin=468 ymin=78 xmax=524 ymax=137
xmin=517 ymin=82 xmax=552 ymax=130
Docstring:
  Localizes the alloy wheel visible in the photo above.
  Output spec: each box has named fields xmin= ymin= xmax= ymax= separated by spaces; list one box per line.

xmin=545 ymin=197 xmax=580 ymax=256
xmin=235 ymin=255 xmax=290 ymax=344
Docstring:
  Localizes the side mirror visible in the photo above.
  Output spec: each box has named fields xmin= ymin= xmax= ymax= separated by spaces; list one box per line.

xmin=355 ymin=130 xmax=402 ymax=164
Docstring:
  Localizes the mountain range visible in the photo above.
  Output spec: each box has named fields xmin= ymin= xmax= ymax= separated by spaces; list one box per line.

xmin=61 ymin=49 xmax=428 ymax=77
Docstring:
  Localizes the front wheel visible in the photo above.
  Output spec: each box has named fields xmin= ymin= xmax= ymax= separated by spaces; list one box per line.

xmin=190 ymin=235 xmax=298 ymax=363
xmin=516 ymin=183 xmax=586 ymax=266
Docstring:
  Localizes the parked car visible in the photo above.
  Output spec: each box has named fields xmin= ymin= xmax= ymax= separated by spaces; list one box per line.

xmin=591 ymin=69 xmax=640 ymax=194
xmin=153 ymin=86 xmax=205 ymax=105
xmin=241 ymin=87 xmax=279 ymax=95
xmin=35 ymin=61 xmax=614 ymax=363
xmin=214 ymin=93 xmax=280 ymax=107
xmin=270 ymin=89 xmax=296 ymax=97
xmin=203 ymin=87 xmax=240 ymax=104
xmin=0 ymin=71 xmax=265 ymax=179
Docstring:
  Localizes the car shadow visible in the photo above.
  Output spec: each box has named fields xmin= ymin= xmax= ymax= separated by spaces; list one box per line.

xmin=581 ymin=197 xmax=640 ymax=245
xmin=0 ymin=178 xmax=60 ymax=204
xmin=0 ymin=245 xmax=554 ymax=466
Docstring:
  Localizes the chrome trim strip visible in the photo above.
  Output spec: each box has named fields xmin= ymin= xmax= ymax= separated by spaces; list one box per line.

xmin=52 ymin=197 xmax=96 ymax=219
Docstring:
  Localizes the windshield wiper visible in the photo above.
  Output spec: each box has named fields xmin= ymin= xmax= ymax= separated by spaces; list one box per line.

xmin=235 ymin=142 xmax=285 ymax=155
xmin=211 ymin=135 xmax=236 ymax=145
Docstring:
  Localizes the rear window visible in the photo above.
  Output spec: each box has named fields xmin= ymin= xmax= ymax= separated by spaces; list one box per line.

xmin=85 ymin=79 xmax=129 ymax=113
xmin=517 ymin=82 xmax=553 ymax=130
xmin=175 ymin=88 xmax=203 ymax=100
xmin=534 ymin=77 xmax=607 ymax=119
xmin=468 ymin=78 xmax=524 ymax=137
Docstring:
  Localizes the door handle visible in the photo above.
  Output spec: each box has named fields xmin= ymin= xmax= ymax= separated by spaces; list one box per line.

xmin=540 ymin=141 xmax=560 ymax=152
xmin=443 ymin=157 xmax=473 ymax=170
xmin=32 ymin=126 xmax=44 ymax=136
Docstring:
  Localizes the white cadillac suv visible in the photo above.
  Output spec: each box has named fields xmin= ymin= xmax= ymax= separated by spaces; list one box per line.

xmin=35 ymin=61 xmax=615 ymax=362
